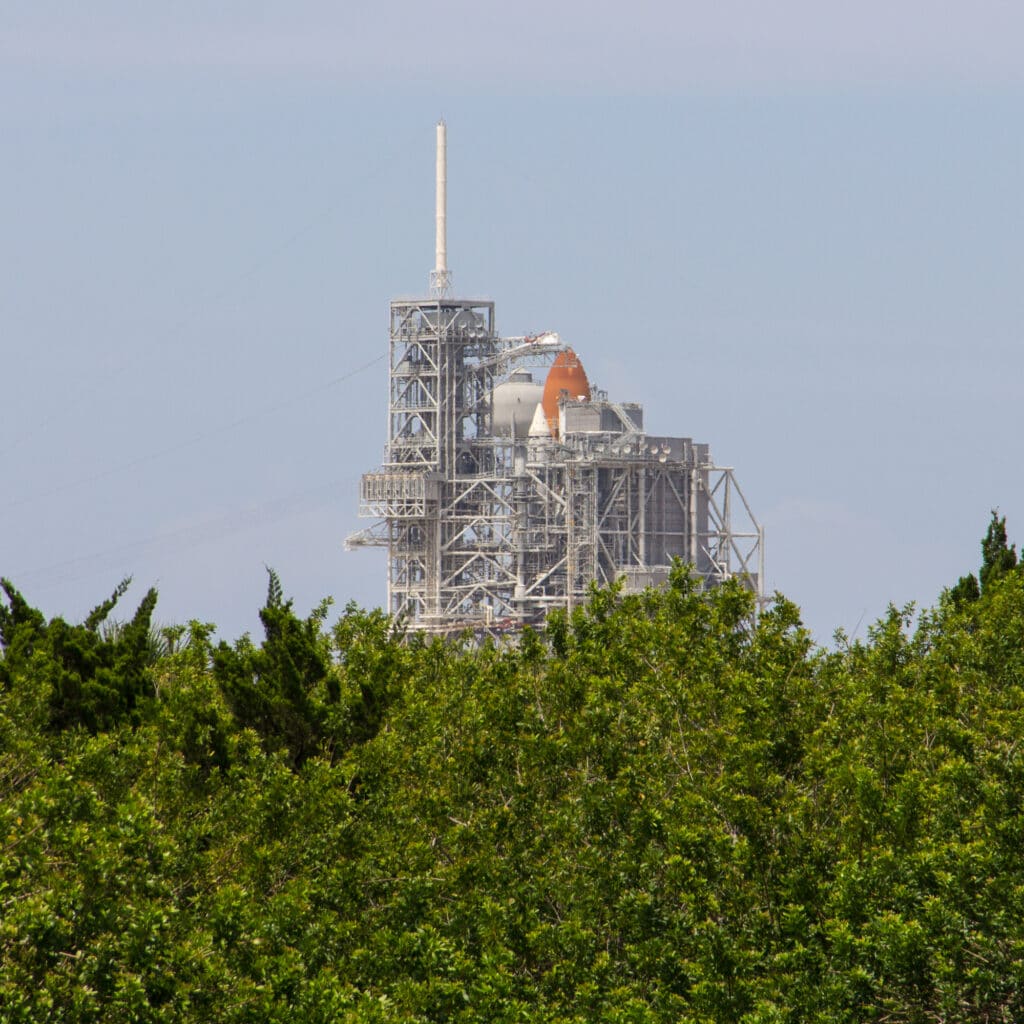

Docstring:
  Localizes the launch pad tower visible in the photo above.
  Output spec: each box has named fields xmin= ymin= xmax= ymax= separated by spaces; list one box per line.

xmin=347 ymin=123 xmax=763 ymax=635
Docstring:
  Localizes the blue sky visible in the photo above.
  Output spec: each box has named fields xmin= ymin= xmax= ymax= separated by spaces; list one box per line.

xmin=2 ymin=4 xmax=1022 ymax=643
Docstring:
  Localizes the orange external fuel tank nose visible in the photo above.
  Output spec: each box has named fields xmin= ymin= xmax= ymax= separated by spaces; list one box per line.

xmin=541 ymin=348 xmax=591 ymax=437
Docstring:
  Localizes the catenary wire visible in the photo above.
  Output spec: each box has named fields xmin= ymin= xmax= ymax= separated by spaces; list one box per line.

xmin=0 ymin=131 xmax=411 ymax=459
xmin=7 ymin=477 xmax=353 ymax=593
xmin=0 ymin=353 xmax=384 ymax=516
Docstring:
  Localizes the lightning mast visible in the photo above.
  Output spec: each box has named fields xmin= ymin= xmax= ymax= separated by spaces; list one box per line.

xmin=429 ymin=120 xmax=452 ymax=297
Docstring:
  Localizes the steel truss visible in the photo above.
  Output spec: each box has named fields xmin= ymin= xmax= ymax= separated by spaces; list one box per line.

xmin=348 ymin=296 xmax=764 ymax=635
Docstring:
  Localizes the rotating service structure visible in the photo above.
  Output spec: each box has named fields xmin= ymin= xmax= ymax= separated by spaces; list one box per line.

xmin=347 ymin=122 xmax=764 ymax=635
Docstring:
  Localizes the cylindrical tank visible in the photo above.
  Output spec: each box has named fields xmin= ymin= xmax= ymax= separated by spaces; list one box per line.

xmin=491 ymin=371 xmax=544 ymax=439
xmin=541 ymin=348 xmax=591 ymax=437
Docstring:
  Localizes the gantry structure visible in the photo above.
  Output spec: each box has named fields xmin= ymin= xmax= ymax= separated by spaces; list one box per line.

xmin=346 ymin=122 xmax=763 ymax=635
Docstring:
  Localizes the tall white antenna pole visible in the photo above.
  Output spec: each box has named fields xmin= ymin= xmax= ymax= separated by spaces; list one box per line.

xmin=430 ymin=120 xmax=452 ymax=297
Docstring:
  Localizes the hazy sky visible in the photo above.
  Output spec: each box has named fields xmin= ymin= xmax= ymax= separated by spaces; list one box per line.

xmin=2 ymin=3 xmax=1022 ymax=644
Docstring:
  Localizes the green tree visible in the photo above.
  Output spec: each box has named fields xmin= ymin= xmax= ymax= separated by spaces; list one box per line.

xmin=213 ymin=569 xmax=337 ymax=768
xmin=979 ymin=509 xmax=1017 ymax=593
xmin=0 ymin=577 xmax=160 ymax=732
xmin=951 ymin=509 xmax=1019 ymax=608
xmin=8 ymin=538 xmax=1024 ymax=1021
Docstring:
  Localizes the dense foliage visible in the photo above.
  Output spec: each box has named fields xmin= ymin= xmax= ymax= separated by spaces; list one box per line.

xmin=3 ymin=523 xmax=1024 ymax=1022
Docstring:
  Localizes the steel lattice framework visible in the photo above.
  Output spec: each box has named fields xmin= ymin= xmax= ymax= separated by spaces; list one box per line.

xmin=347 ymin=296 xmax=764 ymax=635
xmin=347 ymin=121 xmax=761 ymax=634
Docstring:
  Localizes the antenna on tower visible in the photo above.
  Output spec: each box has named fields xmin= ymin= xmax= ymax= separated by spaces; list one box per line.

xmin=429 ymin=120 xmax=453 ymax=297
